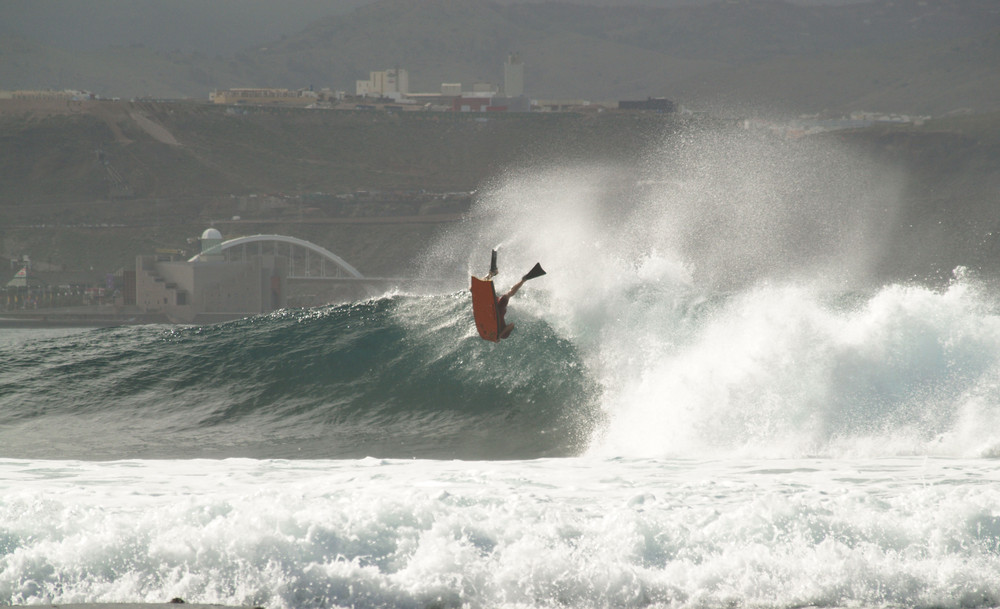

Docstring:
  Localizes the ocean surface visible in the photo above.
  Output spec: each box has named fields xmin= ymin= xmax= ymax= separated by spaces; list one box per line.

xmin=3 ymin=127 xmax=1000 ymax=609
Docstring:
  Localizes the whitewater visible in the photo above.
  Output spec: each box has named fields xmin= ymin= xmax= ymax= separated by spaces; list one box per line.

xmin=2 ymin=125 xmax=1000 ymax=609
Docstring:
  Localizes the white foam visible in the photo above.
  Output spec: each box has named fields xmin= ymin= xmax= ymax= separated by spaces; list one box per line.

xmin=589 ymin=278 xmax=1000 ymax=459
xmin=2 ymin=457 xmax=999 ymax=609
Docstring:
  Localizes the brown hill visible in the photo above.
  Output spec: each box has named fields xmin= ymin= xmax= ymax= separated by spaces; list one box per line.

xmin=2 ymin=100 xmax=1000 ymax=287
xmin=0 ymin=100 xmax=672 ymax=276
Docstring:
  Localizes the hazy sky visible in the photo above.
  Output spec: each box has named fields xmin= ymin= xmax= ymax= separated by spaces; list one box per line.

xmin=0 ymin=0 xmax=367 ymax=54
xmin=1 ymin=0 xmax=875 ymax=55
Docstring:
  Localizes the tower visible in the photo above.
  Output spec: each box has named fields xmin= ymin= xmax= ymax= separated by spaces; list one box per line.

xmin=504 ymin=53 xmax=524 ymax=98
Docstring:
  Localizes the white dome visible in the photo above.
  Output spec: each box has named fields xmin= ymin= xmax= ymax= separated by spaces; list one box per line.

xmin=201 ymin=228 xmax=222 ymax=240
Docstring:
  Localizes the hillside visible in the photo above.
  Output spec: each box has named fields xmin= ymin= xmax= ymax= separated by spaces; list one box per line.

xmin=0 ymin=99 xmax=665 ymax=205
xmin=0 ymin=100 xmax=673 ymax=276
xmin=1 ymin=100 xmax=999 ymax=285
xmin=1 ymin=0 xmax=998 ymax=116
xmin=828 ymin=114 xmax=1000 ymax=281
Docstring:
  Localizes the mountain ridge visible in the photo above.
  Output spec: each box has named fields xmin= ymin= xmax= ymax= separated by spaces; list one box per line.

xmin=1 ymin=0 xmax=997 ymax=115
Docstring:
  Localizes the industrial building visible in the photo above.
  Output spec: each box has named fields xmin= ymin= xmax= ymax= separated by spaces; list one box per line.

xmin=356 ymin=68 xmax=410 ymax=99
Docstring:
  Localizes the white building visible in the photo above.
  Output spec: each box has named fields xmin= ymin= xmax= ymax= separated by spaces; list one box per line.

xmin=134 ymin=228 xmax=289 ymax=324
xmin=503 ymin=53 xmax=524 ymax=97
xmin=134 ymin=229 xmax=385 ymax=323
xmin=356 ymin=68 xmax=410 ymax=99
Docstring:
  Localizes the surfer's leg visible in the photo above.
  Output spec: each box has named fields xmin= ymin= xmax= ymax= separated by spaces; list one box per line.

xmin=498 ymin=323 xmax=515 ymax=339
xmin=497 ymin=294 xmax=510 ymax=327
xmin=505 ymin=279 xmax=526 ymax=299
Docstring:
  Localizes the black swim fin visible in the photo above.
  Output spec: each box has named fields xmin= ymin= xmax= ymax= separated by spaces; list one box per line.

xmin=489 ymin=250 xmax=498 ymax=277
xmin=522 ymin=263 xmax=546 ymax=281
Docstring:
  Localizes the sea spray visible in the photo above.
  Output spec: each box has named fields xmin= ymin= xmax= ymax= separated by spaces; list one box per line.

xmin=420 ymin=121 xmax=1000 ymax=459
xmin=422 ymin=124 xmax=904 ymax=292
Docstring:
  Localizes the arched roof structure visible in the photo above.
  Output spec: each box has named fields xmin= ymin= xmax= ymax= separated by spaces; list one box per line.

xmin=189 ymin=234 xmax=363 ymax=278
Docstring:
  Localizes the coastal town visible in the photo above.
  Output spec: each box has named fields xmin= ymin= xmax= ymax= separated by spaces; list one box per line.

xmin=1 ymin=53 xmax=682 ymax=324
xmin=3 ymin=55 xmax=677 ymax=114
xmin=2 ymin=50 xmax=929 ymax=126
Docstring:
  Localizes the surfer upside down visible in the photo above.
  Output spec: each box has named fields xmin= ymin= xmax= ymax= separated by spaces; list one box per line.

xmin=471 ymin=250 xmax=545 ymax=342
